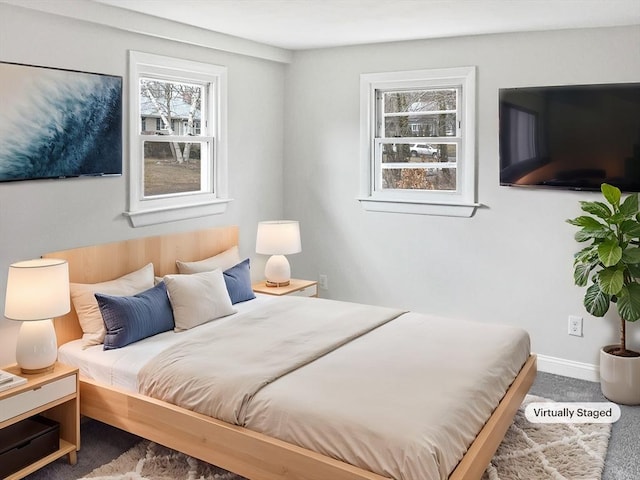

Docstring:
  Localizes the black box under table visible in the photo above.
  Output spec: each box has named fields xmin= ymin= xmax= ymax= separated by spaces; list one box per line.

xmin=0 ymin=415 xmax=59 ymax=478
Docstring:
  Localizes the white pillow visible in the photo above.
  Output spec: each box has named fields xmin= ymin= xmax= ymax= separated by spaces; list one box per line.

xmin=70 ymin=263 xmax=155 ymax=347
xmin=163 ymin=269 xmax=235 ymax=332
xmin=176 ymin=245 xmax=241 ymax=274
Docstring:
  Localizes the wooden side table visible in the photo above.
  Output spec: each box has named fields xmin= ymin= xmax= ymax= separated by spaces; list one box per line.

xmin=253 ymin=278 xmax=318 ymax=297
xmin=0 ymin=362 xmax=79 ymax=479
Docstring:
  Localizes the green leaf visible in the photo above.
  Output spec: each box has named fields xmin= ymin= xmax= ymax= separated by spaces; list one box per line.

xmin=619 ymin=193 xmax=639 ymax=217
xmin=609 ymin=213 xmax=625 ymax=225
xmin=602 ymin=183 xmax=621 ymax=207
xmin=622 ymin=248 xmax=640 ymax=265
xmin=616 ymin=284 xmax=640 ymax=321
xmin=574 ymin=230 xmax=592 ymax=242
xmin=566 ymin=216 xmax=606 ymax=228
xmin=574 ymin=245 xmax=599 ymax=264
xmin=573 ymin=263 xmax=593 ymax=286
xmin=574 ymin=227 xmax=611 ymax=242
xmin=620 ymin=220 xmax=640 ymax=238
xmin=597 ymin=240 xmax=623 ymax=267
xmin=584 ymin=283 xmax=611 ymax=317
xmin=597 ymin=267 xmax=625 ymax=295
xmin=579 ymin=201 xmax=611 ymax=220
xmin=627 ymin=263 xmax=640 ymax=279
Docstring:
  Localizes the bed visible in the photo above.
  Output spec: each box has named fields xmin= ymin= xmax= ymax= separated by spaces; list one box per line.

xmin=44 ymin=226 xmax=536 ymax=480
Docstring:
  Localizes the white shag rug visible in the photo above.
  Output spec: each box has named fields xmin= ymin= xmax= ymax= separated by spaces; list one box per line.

xmin=482 ymin=395 xmax=611 ymax=480
xmin=81 ymin=441 xmax=243 ymax=480
xmin=81 ymin=395 xmax=611 ymax=480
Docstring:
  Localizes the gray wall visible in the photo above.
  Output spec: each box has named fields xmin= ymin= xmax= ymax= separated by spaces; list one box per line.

xmin=1 ymin=2 xmax=639 ymax=377
xmin=0 ymin=3 xmax=286 ymax=364
xmin=284 ymin=26 xmax=640 ymax=378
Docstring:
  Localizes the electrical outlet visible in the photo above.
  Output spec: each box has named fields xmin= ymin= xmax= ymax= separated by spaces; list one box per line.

xmin=319 ymin=274 xmax=328 ymax=290
xmin=568 ymin=315 xmax=583 ymax=337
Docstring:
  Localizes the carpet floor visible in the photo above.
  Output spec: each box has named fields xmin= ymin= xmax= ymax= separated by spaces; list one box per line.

xmin=23 ymin=371 xmax=633 ymax=480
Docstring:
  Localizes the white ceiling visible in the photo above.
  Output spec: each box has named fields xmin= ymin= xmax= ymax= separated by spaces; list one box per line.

xmin=91 ymin=0 xmax=640 ymax=50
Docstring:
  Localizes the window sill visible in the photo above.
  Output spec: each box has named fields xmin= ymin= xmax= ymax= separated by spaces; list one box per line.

xmin=358 ymin=197 xmax=479 ymax=217
xmin=124 ymin=198 xmax=232 ymax=227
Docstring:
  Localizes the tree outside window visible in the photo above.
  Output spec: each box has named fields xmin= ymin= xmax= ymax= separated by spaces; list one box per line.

xmin=140 ymin=78 xmax=204 ymax=196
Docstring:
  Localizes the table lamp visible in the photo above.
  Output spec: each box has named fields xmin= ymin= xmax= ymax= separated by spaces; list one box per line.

xmin=256 ymin=220 xmax=301 ymax=287
xmin=4 ymin=258 xmax=70 ymax=374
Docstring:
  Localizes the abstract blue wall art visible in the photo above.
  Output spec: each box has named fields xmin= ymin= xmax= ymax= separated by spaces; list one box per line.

xmin=0 ymin=62 xmax=122 ymax=182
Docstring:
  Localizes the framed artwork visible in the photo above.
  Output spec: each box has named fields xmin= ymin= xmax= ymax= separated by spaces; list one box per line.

xmin=0 ymin=62 xmax=122 ymax=182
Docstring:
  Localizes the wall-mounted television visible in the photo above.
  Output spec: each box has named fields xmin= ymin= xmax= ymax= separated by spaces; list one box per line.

xmin=0 ymin=62 xmax=122 ymax=182
xmin=499 ymin=82 xmax=640 ymax=192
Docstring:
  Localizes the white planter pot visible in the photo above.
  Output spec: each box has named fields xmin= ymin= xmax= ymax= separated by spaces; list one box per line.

xmin=599 ymin=345 xmax=640 ymax=405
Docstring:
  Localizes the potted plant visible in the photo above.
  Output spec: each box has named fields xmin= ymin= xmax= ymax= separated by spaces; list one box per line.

xmin=567 ymin=183 xmax=640 ymax=405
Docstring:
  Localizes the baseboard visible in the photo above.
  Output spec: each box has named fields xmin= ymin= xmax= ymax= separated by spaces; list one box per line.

xmin=536 ymin=354 xmax=599 ymax=382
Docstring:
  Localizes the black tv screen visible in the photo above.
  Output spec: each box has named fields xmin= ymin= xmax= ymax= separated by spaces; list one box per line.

xmin=499 ymin=83 xmax=640 ymax=192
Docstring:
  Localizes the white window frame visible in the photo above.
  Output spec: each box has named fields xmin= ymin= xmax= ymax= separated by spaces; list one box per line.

xmin=125 ymin=51 xmax=230 ymax=227
xmin=359 ymin=67 xmax=478 ymax=217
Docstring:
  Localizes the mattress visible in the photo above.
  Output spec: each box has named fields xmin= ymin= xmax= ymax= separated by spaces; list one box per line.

xmin=59 ymin=295 xmax=530 ymax=480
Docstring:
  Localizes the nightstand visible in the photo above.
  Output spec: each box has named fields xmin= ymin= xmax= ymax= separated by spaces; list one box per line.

xmin=0 ymin=362 xmax=79 ymax=479
xmin=253 ymin=278 xmax=319 ymax=297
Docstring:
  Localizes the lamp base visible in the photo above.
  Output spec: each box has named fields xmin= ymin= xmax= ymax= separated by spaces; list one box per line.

xmin=264 ymin=254 xmax=292 ymax=286
xmin=16 ymin=319 xmax=58 ymax=375
xmin=265 ymin=280 xmax=291 ymax=287
xmin=20 ymin=365 xmax=55 ymax=375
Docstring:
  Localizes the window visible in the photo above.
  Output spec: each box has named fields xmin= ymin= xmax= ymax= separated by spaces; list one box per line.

xmin=125 ymin=51 xmax=229 ymax=227
xmin=359 ymin=67 xmax=478 ymax=217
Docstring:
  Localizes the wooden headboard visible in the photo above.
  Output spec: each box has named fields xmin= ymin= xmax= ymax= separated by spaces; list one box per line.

xmin=43 ymin=226 xmax=239 ymax=346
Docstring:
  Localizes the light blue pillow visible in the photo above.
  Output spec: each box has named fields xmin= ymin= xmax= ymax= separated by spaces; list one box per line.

xmin=96 ymin=281 xmax=175 ymax=350
xmin=223 ymin=259 xmax=255 ymax=304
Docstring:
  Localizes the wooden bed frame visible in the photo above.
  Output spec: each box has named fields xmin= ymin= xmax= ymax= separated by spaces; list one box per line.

xmin=45 ymin=226 xmax=537 ymax=480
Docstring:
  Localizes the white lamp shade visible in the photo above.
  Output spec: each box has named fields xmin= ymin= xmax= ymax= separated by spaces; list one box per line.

xmin=5 ymin=258 xmax=70 ymax=321
xmin=5 ymin=258 xmax=70 ymax=373
xmin=256 ymin=221 xmax=302 ymax=255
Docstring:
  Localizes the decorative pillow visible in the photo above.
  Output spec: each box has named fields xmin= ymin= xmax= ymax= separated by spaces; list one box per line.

xmin=176 ymin=246 xmax=241 ymax=274
xmin=70 ymin=263 xmax=155 ymax=347
xmin=223 ymin=259 xmax=255 ymax=304
xmin=163 ymin=269 xmax=235 ymax=331
xmin=96 ymin=281 xmax=175 ymax=350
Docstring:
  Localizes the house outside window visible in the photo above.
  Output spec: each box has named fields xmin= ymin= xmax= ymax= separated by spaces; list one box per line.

xmin=125 ymin=51 xmax=229 ymax=227
xmin=359 ymin=67 xmax=478 ymax=217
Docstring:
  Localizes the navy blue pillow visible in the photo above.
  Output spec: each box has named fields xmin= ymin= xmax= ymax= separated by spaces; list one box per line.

xmin=96 ymin=281 xmax=175 ymax=350
xmin=223 ymin=258 xmax=255 ymax=304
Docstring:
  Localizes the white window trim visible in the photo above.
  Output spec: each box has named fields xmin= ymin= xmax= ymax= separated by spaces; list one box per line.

xmin=124 ymin=51 xmax=231 ymax=227
xmin=358 ymin=66 xmax=479 ymax=217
